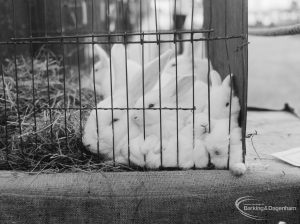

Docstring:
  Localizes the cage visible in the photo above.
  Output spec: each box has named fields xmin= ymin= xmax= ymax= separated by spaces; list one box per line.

xmin=0 ymin=0 xmax=247 ymax=174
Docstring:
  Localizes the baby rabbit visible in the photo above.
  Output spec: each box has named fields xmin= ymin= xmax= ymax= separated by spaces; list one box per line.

xmin=131 ymin=76 xmax=209 ymax=169
xmin=206 ymin=73 xmax=241 ymax=121
xmin=161 ymin=114 xmax=209 ymax=169
xmin=152 ymin=36 xmax=215 ymax=91
xmin=141 ymin=104 xmax=211 ymax=169
xmin=88 ymin=44 xmax=141 ymax=100
xmin=82 ymin=49 xmax=174 ymax=165
xmin=204 ymin=118 xmax=246 ymax=176
xmin=203 ymin=74 xmax=246 ymax=176
xmin=131 ymin=76 xmax=195 ymax=151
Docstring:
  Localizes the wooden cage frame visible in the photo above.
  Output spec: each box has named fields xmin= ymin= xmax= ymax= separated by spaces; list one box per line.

xmin=203 ymin=0 xmax=248 ymax=160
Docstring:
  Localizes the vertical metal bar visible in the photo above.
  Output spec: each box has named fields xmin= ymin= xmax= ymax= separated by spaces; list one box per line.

xmin=44 ymin=0 xmax=54 ymax=141
xmin=28 ymin=0 xmax=38 ymax=147
xmin=224 ymin=0 xmax=233 ymax=170
xmin=191 ymin=0 xmax=195 ymax=166
xmin=140 ymin=0 xmax=147 ymax=166
xmin=91 ymin=0 xmax=101 ymax=159
xmin=12 ymin=0 xmax=23 ymax=153
xmin=124 ymin=37 xmax=131 ymax=166
xmin=154 ymin=0 xmax=163 ymax=168
xmin=206 ymin=0 xmax=212 ymax=166
xmin=121 ymin=0 xmax=131 ymax=166
xmin=74 ymin=0 xmax=83 ymax=152
xmin=174 ymin=34 xmax=179 ymax=168
xmin=173 ymin=0 xmax=179 ymax=168
xmin=106 ymin=0 xmax=115 ymax=165
xmin=1 ymin=61 xmax=9 ymax=159
xmin=241 ymin=0 xmax=248 ymax=163
xmin=59 ymin=0 xmax=68 ymax=150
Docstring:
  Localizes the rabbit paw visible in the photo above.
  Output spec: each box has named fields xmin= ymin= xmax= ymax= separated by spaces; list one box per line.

xmin=193 ymin=140 xmax=209 ymax=168
xmin=180 ymin=160 xmax=194 ymax=169
xmin=141 ymin=135 xmax=160 ymax=154
xmin=230 ymin=162 xmax=247 ymax=176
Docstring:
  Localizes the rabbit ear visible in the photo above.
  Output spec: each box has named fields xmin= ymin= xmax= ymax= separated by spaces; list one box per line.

xmin=111 ymin=44 xmax=126 ymax=76
xmin=144 ymin=49 xmax=174 ymax=93
xmin=93 ymin=44 xmax=109 ymax=64
xmin=182 ymin=41 xmax=192 ymax=57
xmin=210 ymin=70 xmax=222 ymax=86
xmin=168 ymin=76 xmax=194 ymax=101
xmin=222 ymin=74 xmax=233 ymax=88
xmin=111 ymin=44 xmax=127 ymax=88
xmin=127 ymin=49 xmax=174 ymax=101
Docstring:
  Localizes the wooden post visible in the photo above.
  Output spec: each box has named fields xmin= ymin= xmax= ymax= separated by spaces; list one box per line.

xmin=203 ymin=0 xmax=248 ymax=158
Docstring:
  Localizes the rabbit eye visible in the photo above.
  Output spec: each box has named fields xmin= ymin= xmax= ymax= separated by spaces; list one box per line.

xmin=171 ymin=63 xmax=176 ymax=67
xmin=226 ymin=102 xmax=230 ymax=107
xmin=148 ymin=103 xmax=155 ymax=108
xmin=214 ymin=150 xmax=220 ymax=156
xmin=110 ymin=118 xmax=119 ymax=125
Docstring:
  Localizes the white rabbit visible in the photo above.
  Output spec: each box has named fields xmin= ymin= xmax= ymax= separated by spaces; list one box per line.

xmin=206 ymin=73 xmax=241 ymax=121
xmin=131 ymin=76 xmax=209 ymax=169
xmin=157 ymin=56 xmax=212 ymax=88
xmin=88 ymin=44 xmax=141 ymax=100
xmin=204 ymin=113 xmax=246 ymax=176
xmin=141 ymin=132 xmax=199 ymax=169
xmin=151 ymin=46 xmax=224 ymax=116
xmin=183 ymin=112 xmax=211 ymax=168
xmin=82 ymin=49 xmax=174 ymax=164
xmin=87 ymin=44 xmax=111 ymax=99
xmin=132 ymin=76 xmax=197 ymax=151
xmin=226 ymin=127 xmax=247 ymax=176
xmin=203 ymin=73 xmax=246 ymax=175
xmin=142 ymin=128 xmax=194 ymax=169
xmin=143 ymin=109 xmax=210 ymax=169
xmin=114 ymin=125 xmax=146 ymax=167
xmin=152 ymin=35 xmax=215 ymax=92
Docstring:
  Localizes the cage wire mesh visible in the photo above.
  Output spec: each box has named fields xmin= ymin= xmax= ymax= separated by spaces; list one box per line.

xmin=0 ymin=0 xmax=247 ymax=173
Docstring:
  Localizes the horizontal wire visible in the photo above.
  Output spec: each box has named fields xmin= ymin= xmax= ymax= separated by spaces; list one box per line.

xmin=10 ymin=29 xmax=214 ymax=41
xmin=30 ymin=107 xmax=197 ymax=111
xmin=1 ymin=35 xmax=245 ymax=45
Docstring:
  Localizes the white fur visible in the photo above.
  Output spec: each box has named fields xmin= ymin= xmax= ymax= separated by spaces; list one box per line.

xmin=88 ymin=44 xmax=141 ymax=99
xmin=82 ymin=49 xmax=174 ymax=163
xmin=204 ymin=118 xmax=246 ymax=176
xmin=131 ymin=76 xmax=196 ymax=153
xmin=206 ymin=74 xmax=241 ymax=121
xmin=143 ymin=113 xmax=210 ymax=169
xmin=184 ymin=112 xmax=210 ymax=168
xmin=132 ymin=78 xmax=210 ymax=169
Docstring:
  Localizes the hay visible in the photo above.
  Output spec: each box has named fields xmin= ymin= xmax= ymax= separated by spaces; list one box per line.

xmin=0 ymin=47 xmax=132 ymax=172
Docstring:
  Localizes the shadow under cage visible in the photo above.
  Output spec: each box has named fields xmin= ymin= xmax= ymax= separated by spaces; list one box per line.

xmin=0 ymin=0 xmax=248 ymax=175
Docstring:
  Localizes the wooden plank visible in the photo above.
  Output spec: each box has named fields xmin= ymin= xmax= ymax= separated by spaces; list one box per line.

xmin=203 ymin=0 xmax=248 ymax=158
xmin=0 ymin=170 xmax=299 ymax=224
xmin=1 ymin=112 xmax=300 ymax=223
